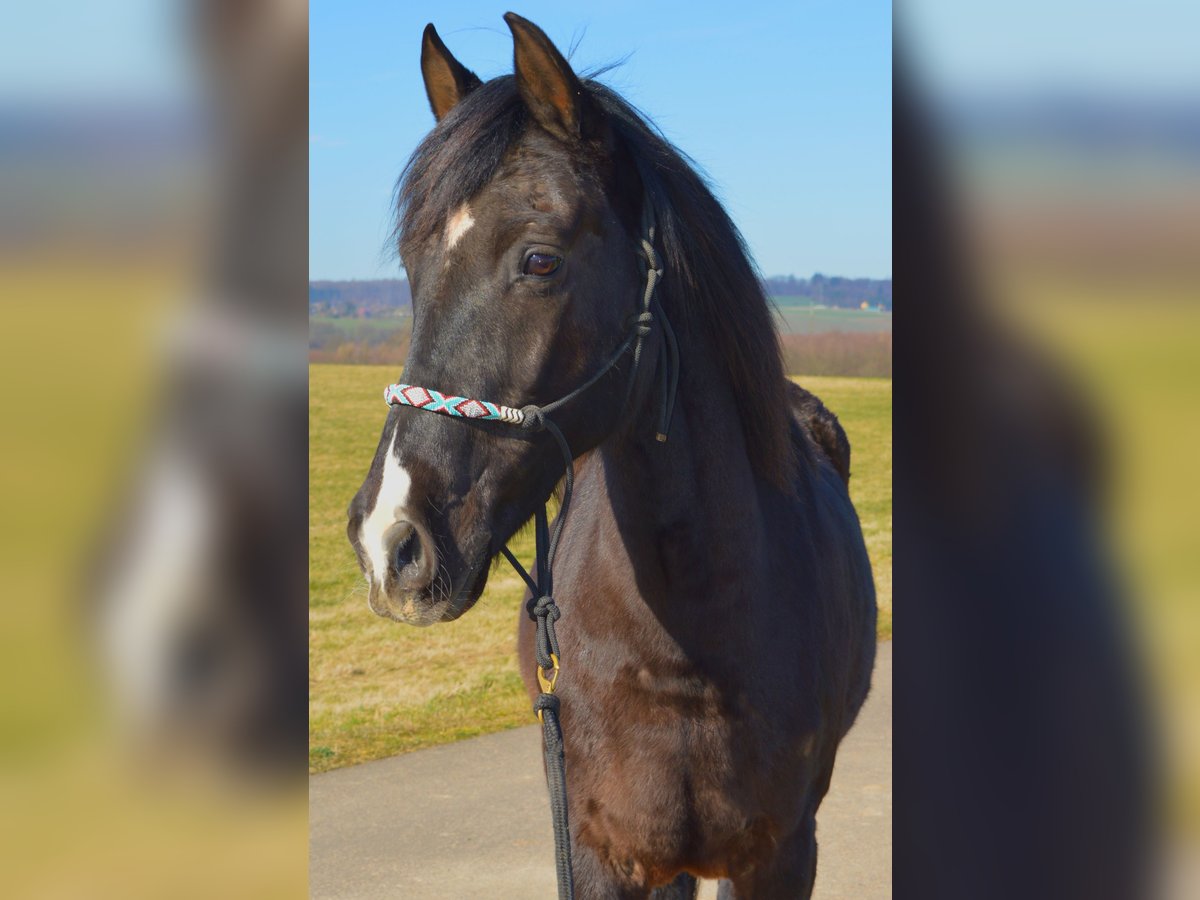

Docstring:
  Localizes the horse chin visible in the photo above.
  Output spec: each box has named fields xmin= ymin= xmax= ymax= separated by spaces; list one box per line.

xmin=431 ymin=558 xmax=492 ymax=624
xmin=452 ymin=556 xmax=492 ymax=615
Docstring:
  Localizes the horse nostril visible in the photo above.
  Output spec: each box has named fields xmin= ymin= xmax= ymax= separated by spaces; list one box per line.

xmin=384 ymin=518 xmax=434 ymax=592
xmin=392 ymin=523 xmax=422 ymax=573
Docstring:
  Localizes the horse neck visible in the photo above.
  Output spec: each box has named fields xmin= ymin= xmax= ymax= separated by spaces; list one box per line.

xmin=585 ymin=331 xmax=770 ymax=607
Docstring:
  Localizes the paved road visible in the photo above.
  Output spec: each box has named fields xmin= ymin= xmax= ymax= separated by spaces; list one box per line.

xmin=310 ymin=642 xmax=891 ymax=898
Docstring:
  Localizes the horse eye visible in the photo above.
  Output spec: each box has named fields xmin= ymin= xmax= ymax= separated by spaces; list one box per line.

xmin=523 ymin=253 xmax=563 ymax=277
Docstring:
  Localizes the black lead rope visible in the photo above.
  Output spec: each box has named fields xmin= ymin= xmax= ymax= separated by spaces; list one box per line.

xmin=499 ymin=416 xmax=576 ymax=898
xmin=499 ymin=405 xmax=579 ymax=900
xmin=494 ymin=203 xmax=673 ymax=900
xmin=385 ymin=197 xmax=673 ymax=900
xmin=500 ymin=502 xmax=572 ymax=896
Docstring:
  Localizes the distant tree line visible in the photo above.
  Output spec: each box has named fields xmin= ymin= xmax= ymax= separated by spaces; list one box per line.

xmin=309 ymin=279 xmax=412 ymax=318
xmin=761 ymin=275 xmax=892 ymax=310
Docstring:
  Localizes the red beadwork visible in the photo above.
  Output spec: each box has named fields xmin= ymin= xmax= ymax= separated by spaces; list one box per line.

xmin=455 ymin=398 xmax=489 ymax=418
xmin=402 ymin=386 xmax=433 ymax=407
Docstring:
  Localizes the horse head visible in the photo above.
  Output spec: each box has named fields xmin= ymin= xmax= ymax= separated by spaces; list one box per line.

xmin=348 ymin=15 xmax=654 ymax=626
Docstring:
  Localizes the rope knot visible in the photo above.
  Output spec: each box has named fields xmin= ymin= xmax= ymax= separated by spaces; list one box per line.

xmin=629 ymin=311 xmax=654 ymax=336
xmin=520 ymin=405 xmax=545 ymax=432
xmin=533 ymin=692 xmax=560 ymax=716
xmin=528 ymin=594 xmax=561 ymax=623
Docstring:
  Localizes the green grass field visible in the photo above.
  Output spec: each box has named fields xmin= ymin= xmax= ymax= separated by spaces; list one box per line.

xmin=310 ymin=364 xmax=892 ymax=773
xmin=770 ymin=297 xmax=892 ymax=334
xmin=311 ymin=314 xmax=410 ymax=330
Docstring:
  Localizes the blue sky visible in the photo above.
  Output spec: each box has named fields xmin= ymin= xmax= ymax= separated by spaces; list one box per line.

xmin=310 ymin=1 xmax=893 ymax=281
xmin=900 ymin=0 xmax=1200 ymax=98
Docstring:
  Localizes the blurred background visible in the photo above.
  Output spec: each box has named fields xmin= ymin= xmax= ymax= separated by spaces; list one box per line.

xmin=4 ymin=0 xmax=1198 ymax=895
xmin=897 ymin=1 xmax=1198 ymax=897
xmin=0 ymin=1 xmax=307 ymax=897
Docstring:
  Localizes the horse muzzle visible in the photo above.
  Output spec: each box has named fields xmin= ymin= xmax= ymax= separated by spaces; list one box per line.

xmin=364 ymin=525 xmax=488 ymax=627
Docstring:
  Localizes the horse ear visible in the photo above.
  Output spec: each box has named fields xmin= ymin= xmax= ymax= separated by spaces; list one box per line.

xmin=504 ymin=13 xmax=588 ymax=142
xmin=420 ymin=24 xmax=481 ymax=121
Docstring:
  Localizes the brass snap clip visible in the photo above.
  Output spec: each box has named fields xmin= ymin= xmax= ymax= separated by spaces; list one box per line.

xmin=536 ymin=653 xmax=560 ymax=723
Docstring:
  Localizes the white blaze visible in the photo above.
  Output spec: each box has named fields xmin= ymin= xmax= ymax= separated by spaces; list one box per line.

xmin=99 ymin=440 xmax=216 ymax=727
xmin=444 ymin=204 xmax=475 ymax=250
xmin=359 ymin=425 xmax=412 ymax=585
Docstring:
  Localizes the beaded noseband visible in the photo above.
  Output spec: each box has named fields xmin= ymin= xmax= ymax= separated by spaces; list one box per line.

xmin=383 ymin=384 xmax=527 ymax=425
xmin=379 ymin=197 xmax=676 ymax=900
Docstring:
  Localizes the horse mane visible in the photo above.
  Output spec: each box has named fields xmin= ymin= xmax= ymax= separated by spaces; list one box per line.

xmin=395 ymin=76 xmax=794 ymax=487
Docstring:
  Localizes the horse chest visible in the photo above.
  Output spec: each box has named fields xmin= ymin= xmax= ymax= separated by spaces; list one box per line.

xmin=564 ymin=667 xmax=805 ymax=884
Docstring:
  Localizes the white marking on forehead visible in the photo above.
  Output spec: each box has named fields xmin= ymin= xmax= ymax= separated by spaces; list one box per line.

xmin=444 ymin=204 xmax=475 ymax=250
xmin=359 ymin=424 xmax=412 ymax=587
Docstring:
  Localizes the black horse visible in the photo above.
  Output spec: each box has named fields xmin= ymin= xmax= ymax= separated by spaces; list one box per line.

xmin=348 ymin=14 xmax=876 ymax=897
